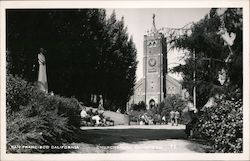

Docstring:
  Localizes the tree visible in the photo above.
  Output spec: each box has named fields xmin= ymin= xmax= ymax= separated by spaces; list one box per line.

xmin=222 ymin=8 xmax=243 ymax=89
xmin=171 ymin=8 xmax=243 ymax=109
xmin=158 ymin=95 xmax=187 ymax=116
xmin=7 ymin=9 xmax=137 ymax=111
xmin=100 ymin=11 xmax=137 ymax=112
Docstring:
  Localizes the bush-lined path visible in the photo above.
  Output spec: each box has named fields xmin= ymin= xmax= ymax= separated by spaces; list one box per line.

xmin=70 ymin=125 xmax=208 ymax=153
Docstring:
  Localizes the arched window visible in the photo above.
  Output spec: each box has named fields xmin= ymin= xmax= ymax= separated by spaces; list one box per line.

xmin=153 ymin=41 xmax=157 ymax=47
xmin=148 ymin=41 xmax=152 ymax=48
xmin=149 ymin=99 xmax=156 ymax=109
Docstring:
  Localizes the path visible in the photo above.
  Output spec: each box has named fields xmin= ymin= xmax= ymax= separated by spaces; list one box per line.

xmin=70 ymin=125 xmax=207 ymax=153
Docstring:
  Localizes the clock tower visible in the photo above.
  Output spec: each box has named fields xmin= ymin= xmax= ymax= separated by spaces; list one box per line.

xmin=128 ymin=14 xmax=182 ymax=111
xmin=143 ymin=14 xmax=167 ymax=109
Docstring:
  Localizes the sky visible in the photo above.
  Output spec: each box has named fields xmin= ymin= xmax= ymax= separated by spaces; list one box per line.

xmin=106 ymin=8 xmax=211 ymax=82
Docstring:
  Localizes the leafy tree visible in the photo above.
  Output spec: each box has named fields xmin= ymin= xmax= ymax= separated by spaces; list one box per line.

xmin=7 ymin=9 xmax=137 ymax=112
xmin=171 ymin=8 xmax=242 ymax=109
xmin=158 ymin=95 xmax=187 ymax=116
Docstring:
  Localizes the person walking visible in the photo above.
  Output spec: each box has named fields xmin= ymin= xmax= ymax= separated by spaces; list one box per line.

xmin=80 ymin=107 xmax=89 ymax=126
xmin=161 ymin=115 xmax=166 ymax=125
xmin=170 ymin=110 xmax=175 ymax=126
xmin=98 ymin=95 xmax=104 ymax=110
xmin=174 ymin=110 xmax=180 ymax=126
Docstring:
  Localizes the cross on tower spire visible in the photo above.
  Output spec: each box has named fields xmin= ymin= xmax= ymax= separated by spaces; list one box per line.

xmin=152 ymin=13 xmax=157 ymax=33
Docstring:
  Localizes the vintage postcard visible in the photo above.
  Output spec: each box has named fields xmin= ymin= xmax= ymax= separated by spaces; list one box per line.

xmin=0 ymin=0 xmax=249 ymax=161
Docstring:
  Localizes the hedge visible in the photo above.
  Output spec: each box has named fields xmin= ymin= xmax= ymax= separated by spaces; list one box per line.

xmin=192 ymin=95 xmax=243 ymax=153
xmin=6 ymin=74 xmax=81 ymax=153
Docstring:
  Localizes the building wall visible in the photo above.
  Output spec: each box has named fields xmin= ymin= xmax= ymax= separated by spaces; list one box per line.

xmin=166 ymin=75 xmax=182 ymax=95
xmin=128 ymin=74 xmax=182 ymax=109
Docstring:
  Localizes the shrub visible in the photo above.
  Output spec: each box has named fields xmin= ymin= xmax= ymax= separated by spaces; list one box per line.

xmin=130 ymin=101 xmax=146 ymax=111
xmin=6 ymin=75 xmax=34 ymax=114
xmin=192 ymin=95 xmax=243 ymax=153
xmin=7 ymin=105 xmax=70 ymax=153
xmin=128 ymin=110 xmax=146 ymax=122
xmin=6 ymin=74 xmax=81 ymax=153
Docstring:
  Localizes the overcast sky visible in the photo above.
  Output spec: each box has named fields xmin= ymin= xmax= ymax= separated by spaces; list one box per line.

xmin=106 ymin=8 xmax=211 ymax=81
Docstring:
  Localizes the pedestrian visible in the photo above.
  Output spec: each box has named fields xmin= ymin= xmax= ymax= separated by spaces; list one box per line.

xmin=170 ymin=110 xmax=175 ymax=126
xmin=80 ymin=107 xmax=88 ymax=118
xmin=162 ymin=115 xmax=166 ymax=125
xmin=80 ymin=108 xmax=86 ymax=126
xmin=86 ymin=109 xmax=94 ymax=126
xmin=92 ymin=114 xmax=101 ymax=126
xmin=98 ymin=95 xmax=104 ymax=110
xmin=175 ymin=110 xmax=180 ymax=126
xmin=87 ymin=109 xmax=94 ymax=116
xmin=157 ymin=114 xmax=161 ymax=124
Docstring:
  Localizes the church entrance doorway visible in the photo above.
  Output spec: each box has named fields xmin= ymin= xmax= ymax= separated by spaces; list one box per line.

xmin=149 ymin=99 xmax=156 ymax=109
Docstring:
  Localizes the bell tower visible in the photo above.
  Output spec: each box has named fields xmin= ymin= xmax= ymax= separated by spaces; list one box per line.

xmin=143 ymin=14 xmax=167 ymax=109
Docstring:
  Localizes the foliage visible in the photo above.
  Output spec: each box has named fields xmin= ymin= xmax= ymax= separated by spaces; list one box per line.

xmin=6 ymin=74 xmax=33 ymax=114
xmin=130 ymin=101 xmax=146 ymax=111
xmin=7 ymin=9 xmax=137 ymax=112
xmin=6 ymin=74 xmax=81 ymax=153
xmin=157 ymin=95 xmax=187 ymax=117
xmin=175 ymin=8 xmax=243 ymax=153
xmin=223 ymin=9 xmax=243 ymax=88
xmin=128 ymin=95 xmax=187 ymax=124
xmin=172 ymin=8 xmax=242 ymax=108
xmin=128 ymin=110 xmax=146 ymax=122
xmin=192 ymin=92 xmax=243 ymax=152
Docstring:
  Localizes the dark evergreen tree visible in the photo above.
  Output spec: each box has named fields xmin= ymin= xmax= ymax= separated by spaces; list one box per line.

xmin=102 ymin=11 xmax=137 ymax=112
xmin=7 ymin=9 xmax=137 ymax=112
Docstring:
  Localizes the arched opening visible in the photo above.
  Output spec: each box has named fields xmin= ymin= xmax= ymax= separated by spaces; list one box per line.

xmin=149 ymin=99 xmax=156 ymax=109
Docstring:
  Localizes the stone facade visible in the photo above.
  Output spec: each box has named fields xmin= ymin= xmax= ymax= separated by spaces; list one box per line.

xmin=128 ymin=14 xmax=182 ymax=109
xmin=129 ymin=75 xmax=182 ymax=109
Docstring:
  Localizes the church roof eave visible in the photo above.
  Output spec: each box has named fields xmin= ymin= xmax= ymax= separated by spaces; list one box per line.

xmin=166 ymin=74 xmax=182 ymax=87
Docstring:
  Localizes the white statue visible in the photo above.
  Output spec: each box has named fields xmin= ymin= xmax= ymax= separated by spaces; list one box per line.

xmin=37 ymin=48 xmax=48 ymax=93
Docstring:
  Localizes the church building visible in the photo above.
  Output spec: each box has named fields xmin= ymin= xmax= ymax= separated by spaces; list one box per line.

xmin=128 ymin=14 xmax=182 ymax=109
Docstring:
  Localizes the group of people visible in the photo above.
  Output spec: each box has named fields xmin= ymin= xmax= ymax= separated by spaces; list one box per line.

xmin=139 ymin=113 xmax=150 ymax=125
xmin=138 ymin=113 xmax=157 ymax=125
xmin=158 ymin=110 xmax=180 ymax=126
xmin=138 ymin=110 xmax=180 ymax=125
xmin=80 ymin=107 xmax=110 ymax=126
xmin=170 ymin=110 xmax=180 ymax=126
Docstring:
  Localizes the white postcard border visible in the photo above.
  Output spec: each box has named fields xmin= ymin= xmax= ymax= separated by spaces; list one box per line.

xmin=1 ymin=0 xmax=249 ymax=161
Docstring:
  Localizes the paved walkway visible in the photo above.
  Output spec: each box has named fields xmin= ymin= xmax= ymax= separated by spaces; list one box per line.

xmin=71 ymin=125 xmax=206 ymax=153
xmin=80 ymin=124 xmax=186 ymax=130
